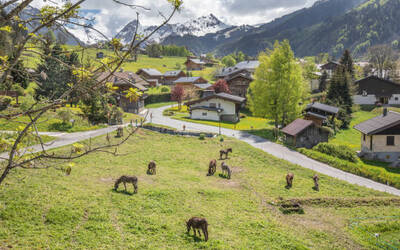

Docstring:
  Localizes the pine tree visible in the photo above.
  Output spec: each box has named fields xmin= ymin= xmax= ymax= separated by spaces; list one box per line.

xmin=248 ymin=40 xmax=308 ymax=128
xmin=339 ymin=49 xmax=355 ymax=80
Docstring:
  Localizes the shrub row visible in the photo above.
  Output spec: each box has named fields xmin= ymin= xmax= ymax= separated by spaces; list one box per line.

xmin=145 ymin=93 xmax=171 ymax=105
xmin=298 ymin=148 xmax=400 ymax=190
xmin=313 ymin=143 xmax=358 ymax=163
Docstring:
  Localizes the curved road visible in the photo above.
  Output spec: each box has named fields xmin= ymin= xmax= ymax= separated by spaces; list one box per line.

xmin=149 ymin=105 xmax=400 ymax=196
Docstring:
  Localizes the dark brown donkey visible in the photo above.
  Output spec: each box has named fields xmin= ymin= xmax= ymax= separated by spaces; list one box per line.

xmin=207 ymin=160 xmax=217 ymax=176
xmin=219 ymin=148 xmax=232 ymax=160
xmin=147 ymin=161 xmax=156 ymax=175
xmin=186 ymin=217 xmax=209 ymax=241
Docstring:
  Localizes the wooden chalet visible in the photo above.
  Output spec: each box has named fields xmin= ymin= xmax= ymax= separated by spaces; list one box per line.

xmin=173 ymin=77 xmax=211 ymax=90
xmin=281 ymin=119 xmax=329 ymax=148
xmin=320 ymin=61 xmax=340 ymax=78
xmin=97 ymin=71 xmax=148 ymax=114
xmin=163 ymin=70 xmax=187 ymax=85
xmin=354 ymin=109 xmax=400 ymax=162
xmin=184 ymin=57 xmax=206 ymax=71
xmin=226 ymin=73 xmax=253 ymax=98
xmin=353 ymin=76 xmax=400 ymax=105
xmin=304 ymin=102 xmax=339 ymax=127
xmin=136 ymin=68 xmax=163 ymax=86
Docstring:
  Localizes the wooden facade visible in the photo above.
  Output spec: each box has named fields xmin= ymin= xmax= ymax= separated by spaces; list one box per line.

xmin=226 ymin=74 xmax=253 ymax=98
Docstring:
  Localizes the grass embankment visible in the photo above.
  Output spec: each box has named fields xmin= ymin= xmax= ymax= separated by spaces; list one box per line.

xmin=0 ymin=132 xmax=55 ymax=153
xmin=0 ymin=129 xmax=399 ymax=249
xmin=165 ymin=106 xmax=276 ymax=139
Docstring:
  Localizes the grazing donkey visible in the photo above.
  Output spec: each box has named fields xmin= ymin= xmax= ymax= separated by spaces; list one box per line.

xmin=221 ymin=162 xmax=231 ymax=179
xmin=147 ymin=161 xmax=157 ymax=175
xmin=313 ymin=174 xmax=319 ymax=191
xmin=114 ymin=175 xmax=138 ymax=193
xmin=207 ymin=160 xmax=217 ymax=176
xmin=219 ymin=148 xmax=232 ymax=160
xmin=186 ymin=217 xmax=209 ymax=242
xmin=286 ymin=173 xmax=294 ymax=188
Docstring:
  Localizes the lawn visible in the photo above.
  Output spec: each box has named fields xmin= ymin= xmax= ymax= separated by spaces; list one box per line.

xmin=1 ymin=129 xmax=399 ymax=249
xmin=145 ymin=101 xmax=176 ymax=109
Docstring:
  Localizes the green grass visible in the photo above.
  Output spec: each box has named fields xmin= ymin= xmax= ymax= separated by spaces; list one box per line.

xmin=0 ymin=132 xmax=55 ymax=152
xmin=0 ymin=107 xmax=106 ymax=133
xmin=0 ymin=129 xmax=399 ymax=249
xmin=145 ymin=102 xmax=176 ymax=109
xmin=146 ymin=86 xmax=171 ymax=95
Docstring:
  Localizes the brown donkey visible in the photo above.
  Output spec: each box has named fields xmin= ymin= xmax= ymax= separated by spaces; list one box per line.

xmin=219 ymin=148 xmax=232 ymax=160
xmin=147 ymin=161 xmax=157 ymax=175
xmin=207 ymin=160 xmax=217 ymax=176
xmin=286 ymin=173 xmax=294 ymax=188
xmin=114 ymin=175 xmax=138 ymax=193
xmin=186 ymin=217 xmax=209 ymax=241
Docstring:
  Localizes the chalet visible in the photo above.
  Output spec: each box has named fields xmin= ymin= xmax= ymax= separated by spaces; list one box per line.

xmin=304 ymin=102 xmax=339 ymax=127
xmin=215 ymin=60 xmax=259 ymax=79
xmin=173 ymin=77 xmax=211 ymax=90
xmin=136 ymin=68 xmax=163 ymax=86
xmin=185 ymin=92 xmax=245 ymax=122
xmin=353 ymin=76 xmax=400 ymax=105
xmin=354 ymin=109 xmax=400 ymax=162
xmin=225 ymin=73 xmax=253 ymax=98
xmin=281 ymin=119 xmax=330 ymax=148
xmin=320 ymin=61 xmax=340 ymax=78
xmin=184 ymin=58 xmax=206 ymax=71
xmin=163 ymin=70 xmax=186 ymax=85
xmin=97 ymin=71 xmax=148 ymax=114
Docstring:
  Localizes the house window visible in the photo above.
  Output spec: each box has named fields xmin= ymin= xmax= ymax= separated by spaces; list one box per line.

xmin=209 ymin=103 xmax=216 ymax=108
xmin=387 ymin=136 xmax=395 ymax=146
xmin=362 ymin=90 xmax=368 ymax=96
xmin=202 ymin=112 xmax=207 ymax=116
xmin=395 ymin=97 xmax=399 ymax=101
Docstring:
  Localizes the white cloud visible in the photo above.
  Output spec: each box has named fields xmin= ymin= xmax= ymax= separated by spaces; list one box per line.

xmin=30 ymin=0 xmax=319 ymax=37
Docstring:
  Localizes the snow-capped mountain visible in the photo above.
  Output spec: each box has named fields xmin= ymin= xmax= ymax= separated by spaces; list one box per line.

xmin=116 ymin=14 xmax=232 ymax=44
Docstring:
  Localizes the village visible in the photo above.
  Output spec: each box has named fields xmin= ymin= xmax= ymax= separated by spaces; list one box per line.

xmin=1 ymin=0 xmax=400 ymax=249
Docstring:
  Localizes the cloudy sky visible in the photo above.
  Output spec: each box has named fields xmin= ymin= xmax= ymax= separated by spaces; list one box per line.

xmin=30 ymin=0 xmax=319 ymax=37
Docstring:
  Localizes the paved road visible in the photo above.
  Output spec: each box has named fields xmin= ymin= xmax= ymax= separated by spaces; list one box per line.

xmin=149 ymin=105 xmax=400 ymax=196
xmin=0 ymin=125 xmax=126 ymax=161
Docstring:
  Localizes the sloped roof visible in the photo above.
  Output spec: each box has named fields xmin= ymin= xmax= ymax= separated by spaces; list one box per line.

xmin=185 ymin=92 xmax=246 ymax=106
xmin=188 ymin=58 xmax=206 ymax=65
xmin=136 ymin=68 xmax=162 ymax=76
xmin=164 ymin=70 xmax=184 ymax=77
xmin=96 ymin=71 xmax=149 ymax=91
xmin=226 ymin=73 xmax=253 ymax=82
xmin=281 ymin=119 xmax=314 ymax=137
xmin=174 ymin=77 xmax=203 ymax=84
xmin=354 ymin=111 xmax=400 ymax=135
xmin=194 ymin=83 xmax=212 ymax=89
xmin=306 ymin=102 xmax=339 ymax=114
xmin=354 ymin=75 xmax=400 ymax=87
xmin=235 ymin=60 xmax=259 ymax=69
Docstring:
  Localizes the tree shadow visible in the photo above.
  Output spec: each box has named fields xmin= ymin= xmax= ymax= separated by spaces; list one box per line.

xmin=285 ymin=185 xmax=292 ymax=190
xmin=185 ymin=232 xmax=204 ymax=242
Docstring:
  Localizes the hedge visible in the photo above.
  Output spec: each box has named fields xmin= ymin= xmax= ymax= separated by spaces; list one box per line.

xmin=313 ymin=143 xmax=358 ymax=163
xmin=298 ymin=148 xmax=400 ymax=190
xmin=145 ymin=93 xmax=171 ymax=105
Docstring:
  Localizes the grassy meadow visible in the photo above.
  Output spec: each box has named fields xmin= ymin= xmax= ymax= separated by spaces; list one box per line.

xmin=0 ymin=129 xmax=399 ymax=249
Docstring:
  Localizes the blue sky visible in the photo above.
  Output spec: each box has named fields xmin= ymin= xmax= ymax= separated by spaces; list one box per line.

xmin=31 ymin=0 xmax=319 ymax=37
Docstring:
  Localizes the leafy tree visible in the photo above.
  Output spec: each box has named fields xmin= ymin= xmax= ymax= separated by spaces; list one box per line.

xmin=171 ymin=85 xmax=184 ymax=109
xmin=368 ymin=45 xmax=398 ymax=79
xmin=248 ymin=40 xmax=308 ymax=128
xmin=222 ymin=55 xmax=236 ymax=67
xmin=9 ymin=58 xmax=29 ymax=89
xmin=212 ymin=79 xmax=231 ymax=94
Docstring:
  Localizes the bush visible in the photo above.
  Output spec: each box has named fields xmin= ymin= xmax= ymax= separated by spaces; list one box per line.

xmin=313 ymin=143 xmax=358 ymax=163
xmin=19 ymin=94 xmax=36 ymax=112
xmin=0 ymin=96 xmax=12 ymax=111
xmin=160 ymin=87 xmax=170 ymax=93
xmin=48 ymin=121 xmax=73 ymax=131
xmin=57 ymin=109 xmax=73 ymax=124
xmin=199 ymin=133 xmax=205 ymax=140
xmin=145 ymin=93 xmax=171 ymax=105
xmin=299 ymin=148 xmax=400 ymax=189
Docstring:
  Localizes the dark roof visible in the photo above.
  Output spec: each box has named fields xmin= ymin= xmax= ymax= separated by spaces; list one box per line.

xmin=174 ymin=77 xmax=204 ymax=84
xmin=136 ymin=68 xmax=162 ymax=76
xmin=194 ymin=83 xmax=212 ymax=89
xmin=354 ymin=111 xmax=400 ymax=135
xmin=320 ymin=61 xmax=340 ymax=68
xmin=164 ymin=70 xmax=184 ymax=77
xmin=235 ymin=60 xmax=259 ymax=69
xmin=186 ymin=93 xmax=246 ymax=106
xmin=281 ymin=119 xmax=314 ymax=137
xmin=216 ymin=68 xmax=251 ymax=78
xmin=306 ymin=102 xmax=339 ymax=114
xmin=226 ymin=73 xmax=253 ymax=82
xmin=306 ymin=112 xmax=327 ymax=120
xmin=96 ymin=71 xmax=149 ymax=91
xmin=190 ymin=106 xmax=223 ymax=112
xmin=187 ymin=58 xmax=206 ymax=65
xmin=354 ymin=75 xmax=400 ymax=87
